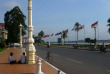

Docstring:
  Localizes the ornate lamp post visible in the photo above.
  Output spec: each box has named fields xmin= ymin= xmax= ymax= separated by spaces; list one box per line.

xmin=19 ymin=24 xmax=22 ymax=48
xmin=26 ymin=0 xmax=36 ymax=64
xmin=2 ymin=29 xmax=5 ymax=41
xmin=5 ymin=30 xmax=8 ymax=40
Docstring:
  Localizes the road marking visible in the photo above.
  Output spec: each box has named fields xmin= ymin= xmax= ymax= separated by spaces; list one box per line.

xmin=67 ymin=58 xmax=82 ymax=64
xmin=52 ymin=54 xmax=59 ymax=56
xmin=107 ymin=70 xmax=110 ymax=72
xmin=99 ymin=56 xmax=110 ymax=60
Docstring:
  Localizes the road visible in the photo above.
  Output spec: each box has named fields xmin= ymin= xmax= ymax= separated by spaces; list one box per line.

xmin=24 ymin=45 xmax=110 ymax=74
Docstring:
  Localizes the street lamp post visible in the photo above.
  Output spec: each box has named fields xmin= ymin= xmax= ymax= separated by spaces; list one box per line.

xmin=26 ymin=0 xmax=36 ymax=64
xmin=19 ymin=24 xmax=22 ymax=48
xmin=5 ymin=30 xmax=8 ymax=40
xmin=2 ymin=29 xmax=5 ymax=41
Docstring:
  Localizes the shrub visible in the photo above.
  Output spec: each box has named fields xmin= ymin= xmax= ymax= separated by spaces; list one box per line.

xmin=0 ymin=42 xmax=6 ymax=48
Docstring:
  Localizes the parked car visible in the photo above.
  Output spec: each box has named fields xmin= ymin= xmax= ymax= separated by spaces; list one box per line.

xmin=10 ymin=43 xmax=20 ymax=47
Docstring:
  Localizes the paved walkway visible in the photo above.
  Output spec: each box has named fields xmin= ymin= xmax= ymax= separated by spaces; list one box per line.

xmin=0 ymin=48 xmax=58 ymax=74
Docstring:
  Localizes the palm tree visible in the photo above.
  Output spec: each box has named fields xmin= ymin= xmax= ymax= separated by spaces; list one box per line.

xmin=74 ymin=22 xmax=81 ymax=45
xmin=107 ymin=18 xmax=110 ymax=34
xmin=62 ymin=31 xmax=68 ymax=44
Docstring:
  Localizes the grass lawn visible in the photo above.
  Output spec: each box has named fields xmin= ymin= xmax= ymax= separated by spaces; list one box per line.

xmin=0 ymin=48 xmax=6 ymax=52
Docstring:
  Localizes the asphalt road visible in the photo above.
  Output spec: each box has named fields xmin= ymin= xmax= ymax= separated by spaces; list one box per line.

xmin=24 ymin=44 xmax=110 ymax=74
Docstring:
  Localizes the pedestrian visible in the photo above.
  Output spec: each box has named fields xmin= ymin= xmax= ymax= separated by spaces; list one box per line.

xmin=18 ymin=52 xmax=26 ymax=64
xmin=8 ymin=52 xmax=16 ymax=64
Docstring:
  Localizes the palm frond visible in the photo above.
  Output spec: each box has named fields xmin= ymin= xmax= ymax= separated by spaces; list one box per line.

xmin=108 ymin=28 xmax=110 ymax=34
xmin=74 ymin=22 xmax=81 ymax=32
xmin=108 ymin=18 xmax=110 ymax=23
xmin=107 ymin=24 xmax=110 ymax=26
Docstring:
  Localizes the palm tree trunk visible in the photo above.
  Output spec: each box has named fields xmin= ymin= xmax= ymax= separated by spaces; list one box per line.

xmin=61 ymin=34 xmax=64 ymax=45
xmin=64 ymin=38 xmax=65 ymax=45
xmin=76 ymin=31 xmax=78 ymax=45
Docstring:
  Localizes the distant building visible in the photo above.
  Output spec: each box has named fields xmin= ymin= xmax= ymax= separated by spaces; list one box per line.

xmin=0 ymin=23 xmax=5 ymax=28
xmin=0 ymin=23 xmax=8 ymax=42
xmin=22 ymin=37 xmax=28 ymax=43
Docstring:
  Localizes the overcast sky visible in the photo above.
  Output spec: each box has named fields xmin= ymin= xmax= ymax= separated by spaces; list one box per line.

xmin=0 ymin=0 xmax=110 ymax=42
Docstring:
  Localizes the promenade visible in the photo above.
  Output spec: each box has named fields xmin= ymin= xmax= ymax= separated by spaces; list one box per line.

xmin=0 ymin=48 xmax=58 ymax=74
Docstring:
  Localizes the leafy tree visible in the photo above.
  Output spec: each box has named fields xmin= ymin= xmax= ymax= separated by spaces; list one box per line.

xmin=4 ymin=6 xmax=27 ymax=44
xmin=35 ymin=37 xmax=40 ymax=44
xmin=85 ymin=38 xmax=90 ymax=43
xmin=37 ymin=31 xmax=44 ymax=45
xmin=38 ymin=31 xmax=44 ymax=37
xmin=85 ymin=38 xmax=96 ymax=45
xmin=38 ymin=31 xmax=44 ymax=41
xmin=62 ymin=31 xmax=68 ymax=44
xmin=74 ymin=22 xmax=81 ymax=45
xmin=107 ymin=18 xmax=110 ymax=34
xmin=90 ymin=39 xmax=96 ymax=45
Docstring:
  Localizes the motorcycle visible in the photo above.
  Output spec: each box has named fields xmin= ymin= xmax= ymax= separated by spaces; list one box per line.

xmin=99 ymin=46 xmax=107 ymax=53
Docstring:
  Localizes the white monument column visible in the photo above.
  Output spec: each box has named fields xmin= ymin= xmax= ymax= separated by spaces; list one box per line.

xmin=19 ymin=24 xmax=22 ymax=48
xmin=26 ymin=0 xmax=36 ymax=64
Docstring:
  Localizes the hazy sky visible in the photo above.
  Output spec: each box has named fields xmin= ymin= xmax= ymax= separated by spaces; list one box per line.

xmin=0 ymin=0 xmax=110 ymax=42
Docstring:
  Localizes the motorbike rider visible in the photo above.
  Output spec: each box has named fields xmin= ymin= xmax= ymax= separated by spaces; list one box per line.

xmin=100 ymin=42 xmax=106 ymax=53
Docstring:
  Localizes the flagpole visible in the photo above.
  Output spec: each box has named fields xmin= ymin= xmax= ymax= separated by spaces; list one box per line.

xmin=68 ymin=30 xmax=69 ymax=44
xmin=76 ymin=30 xmax=78 ymax=45
xmin=91 ymin=21 xmax=98 ymax=49
xmin=98 ymin=23 xmax=99 ymax=45
xmin=61 ymin=33 xmax=64 ymax=45
xmin=49 ymin=35 xmax=50 ymax=46
xmin=94 ymin=26 xmax=97 ymax=49
xmin=75 ymin=30 xmax=76 ymax=44
xmin=84 ymin=25 xmax=85 ymax=41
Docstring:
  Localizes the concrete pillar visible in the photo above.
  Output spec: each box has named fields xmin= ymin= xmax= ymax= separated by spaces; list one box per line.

xmin=19 ymin=24 xmax=22 ymax=48
xmin=26 ymin=0 xmax=36 ymax=64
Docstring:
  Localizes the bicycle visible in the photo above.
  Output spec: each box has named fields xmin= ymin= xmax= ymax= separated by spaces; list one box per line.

xmin=46 ymin=51 xmax=53 ymax=64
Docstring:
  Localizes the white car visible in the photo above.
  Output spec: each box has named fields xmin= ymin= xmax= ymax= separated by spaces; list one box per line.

xmin=14 ymin=43 xmax=20 ymax=47
xmin=11 ymin=43 xmax=20 ymax=47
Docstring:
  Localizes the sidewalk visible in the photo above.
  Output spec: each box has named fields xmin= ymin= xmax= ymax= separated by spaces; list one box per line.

xmin=0 ymin=48 xmax=58 ymax=74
